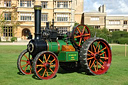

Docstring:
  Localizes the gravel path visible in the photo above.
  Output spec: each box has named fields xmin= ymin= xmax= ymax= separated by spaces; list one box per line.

xmin=0 ymin=42 xmax=127 ymax=46
xmin=0 ymin=42 xmax=29 ymax=45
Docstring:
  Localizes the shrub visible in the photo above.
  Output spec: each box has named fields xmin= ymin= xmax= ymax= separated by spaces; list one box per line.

xmin=117 ymin=38 xmax=128 ymax=44
xmin=112 ymin=31 xmax=128 ymax=43
xmin=97 ymin=33 xmax=108 ymax=41
xmin=11 ymin=37 xmax=17 ymax=42
xmin=87 ymin=25 xmax=111 ymax=42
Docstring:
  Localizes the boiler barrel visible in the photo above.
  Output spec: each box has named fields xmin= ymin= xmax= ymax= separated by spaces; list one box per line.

xmin=28 ymin=40 xmax=72 ymax=56
xmin=46 ymin=40 xmax=69 ymax=53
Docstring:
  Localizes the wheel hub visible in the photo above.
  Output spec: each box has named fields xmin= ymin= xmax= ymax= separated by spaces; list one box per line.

xmin=46 ymin=64 xmax=50 ymax=68
xmin=27 ymin=60 xmax=31 ymax=65
xmin=44 ymin=63 xmax=50 ymax=68
xmin=95 ymin=54 xmax=100 ymax=60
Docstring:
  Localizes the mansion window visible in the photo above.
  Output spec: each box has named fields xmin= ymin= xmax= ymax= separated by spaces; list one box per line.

xmin=115 ymin=29 xmax=120 ymax=31
xmin=91 ymin=17 xmax=99 ymax=21
xmin=57 ymin=14 xmax=69 ymax=22
xmin=20 ymin=0 xmax=32 ymax=7
xmin=41 ymin=14 xmax=48 ymax=21
xmin=123 ymin=29 xmax=127 ymax=31
xmin=109 ymin=29 xmax=114 ymax=32
xmin=20 ymin=13 xmax=31 ymax=21
xmin=3 ymin=26 xmax=13 ymax=37
xmin=41 ymin=2 xmax=48 ymax=8
xmin=124 ymin=21 xmax=127 ymax=25
xmin=94 ymin=26 xmax=100 ymax=29
xmin=4 ymin=13 xmax=11 ymax=20
xmin=4 ymin=0 xmax=11 ymax=7
xmin=109 ymin=29 xmax=120 ymax=32
xmin=109 ymin=20 xmax=120 ymax=25
xmin=57 ymin=2 xmax=68 ymax=8
xmin=57 ymin=27 xmax=68 ymax=34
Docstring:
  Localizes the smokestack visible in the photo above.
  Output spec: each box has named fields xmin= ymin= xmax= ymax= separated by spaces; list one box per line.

xmin=34 ymin=5 xmax=42 ymax=40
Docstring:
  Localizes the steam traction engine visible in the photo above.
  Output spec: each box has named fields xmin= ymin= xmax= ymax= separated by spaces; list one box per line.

xmin=17 ymin=5 xmax=112 ymax=80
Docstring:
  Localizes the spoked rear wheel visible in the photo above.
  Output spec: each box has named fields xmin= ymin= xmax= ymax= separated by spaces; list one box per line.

xmin=80 ymin=38 xmax=112 ymax=75
xmin=17 ymin=49 xmax=32 ymax=75
xmin=33 ymin=51 xmax=59 ymax=80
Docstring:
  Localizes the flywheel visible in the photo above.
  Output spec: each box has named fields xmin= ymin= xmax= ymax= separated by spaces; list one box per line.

xmin=71 ymin=24 xmax=91 ymax=48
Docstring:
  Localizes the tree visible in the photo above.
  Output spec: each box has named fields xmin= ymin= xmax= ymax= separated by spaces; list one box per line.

xmin=86 ymin=25 xmax=112 ymax=42
xmin=0 ymin=12 xmax=7 ymax=36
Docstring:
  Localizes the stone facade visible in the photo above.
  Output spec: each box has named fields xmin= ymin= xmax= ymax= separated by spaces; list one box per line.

xmin=106 ymin=15 xmax=128 ymax=32
xmin=0 ymin=0 xmax=84 ymax=41
xmin=84 ymin=5 xmax=128 ymax=32
xmin=0 ymin=1 xmax=127 ymax=41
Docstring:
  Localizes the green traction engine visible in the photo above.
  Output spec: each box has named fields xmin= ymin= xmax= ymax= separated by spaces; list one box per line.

xmin=17 ymin=5 xmax=112 ymax=80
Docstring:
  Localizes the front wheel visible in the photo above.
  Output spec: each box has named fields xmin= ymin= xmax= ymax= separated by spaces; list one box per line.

xmin=32 ymin=51 xmax=59 ymax=80
xmin=17 ymin=49 xmax=33 ymax=75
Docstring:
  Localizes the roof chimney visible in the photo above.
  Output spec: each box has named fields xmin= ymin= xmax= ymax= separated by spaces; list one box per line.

xmin=98 ymin=6 xmax=102 ymax=13
xmin=102 ymin=5 xmax=106 ymax=13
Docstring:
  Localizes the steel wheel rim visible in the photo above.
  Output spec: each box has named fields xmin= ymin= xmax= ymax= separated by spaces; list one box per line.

xmin=87 ymin=39 xmax=112 ymax=75
xmin=20 ymin=51 xmax=32 ymax=74
xmin=72 ymin=24 xmax=91 ymax=47
xmin=35 ymin=52 xmax=59 ymax=80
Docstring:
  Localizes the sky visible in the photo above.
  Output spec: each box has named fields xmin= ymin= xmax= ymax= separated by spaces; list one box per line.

xmin=84 ymin=0 xmax=128 ymax=15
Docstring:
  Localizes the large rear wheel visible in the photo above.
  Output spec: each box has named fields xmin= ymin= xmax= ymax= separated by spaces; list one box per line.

xmin=32 ymin=51 xmax=59 ymax=80
xmin=80 ymin=38 xmax=112 ymax=75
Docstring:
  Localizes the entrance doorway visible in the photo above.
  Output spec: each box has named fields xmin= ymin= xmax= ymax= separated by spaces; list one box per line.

xmin=22 ymin=28 xmax=30 ymax=40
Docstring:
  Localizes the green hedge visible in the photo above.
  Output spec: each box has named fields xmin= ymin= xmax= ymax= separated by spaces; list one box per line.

xmin=112 ymin=31 xmax=128 ymax=44
xmin=87 ymin=25 xmax=111 ymax=42
xmin=112 ymin=31 xmax=128 ymax=39
xmin=117 ymin=38 xmax=128 ymax=44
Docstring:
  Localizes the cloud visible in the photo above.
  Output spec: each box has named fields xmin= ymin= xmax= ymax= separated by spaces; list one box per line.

xmin=84 ymin=0 xmax=128 ymax=15
xmin=118 ymin=0 xmax=128 ymax=13
xmin=93 ymin=2 xmax=101 ymax=10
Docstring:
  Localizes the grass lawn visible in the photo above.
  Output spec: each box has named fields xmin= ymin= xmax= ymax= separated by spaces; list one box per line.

xmin=0 ymin=45 xmax=128 ymax=85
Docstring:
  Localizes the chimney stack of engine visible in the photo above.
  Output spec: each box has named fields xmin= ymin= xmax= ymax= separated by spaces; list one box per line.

xmin=34 ymin=1 xmax=42 ymax=40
